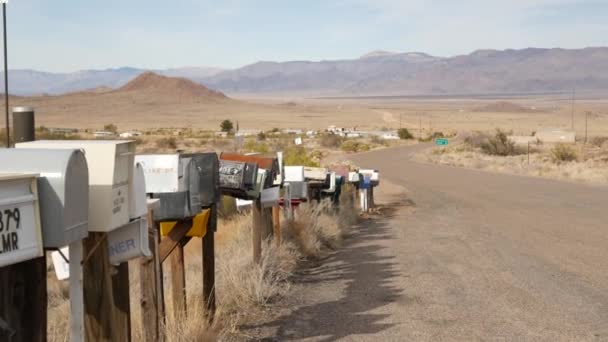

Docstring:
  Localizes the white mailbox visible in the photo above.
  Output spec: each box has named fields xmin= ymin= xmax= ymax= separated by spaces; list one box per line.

xmin=0 ymin=174 xmax=43 ymax=267
xmin=135 ymin=154 xmax=202 ymax=221
xmin=304 ymin=167 xmax=328 ymax=181
xmin=359 ymin=169 xmax=380 ymax=186
xmin=284 ymin=166 xmax=305 ymax=182
xmin=107 ymin=217 xmax=151 ymax=265
xmin=347 ymin=172 xmax=361 ymax=183
xmin=17 ymin=140 xmax=135 ymax=232
xmin=321 ymin=172 xmax=337 ymax=193
xmin=0 ymin=149 xmax=89 ymax=247
xmin=130 ymin=163 xmax=148 ymax=220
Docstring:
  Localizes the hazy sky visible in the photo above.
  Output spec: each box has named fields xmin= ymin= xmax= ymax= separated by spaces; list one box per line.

xmin=5 ymin=0 xmax=608 ymax=72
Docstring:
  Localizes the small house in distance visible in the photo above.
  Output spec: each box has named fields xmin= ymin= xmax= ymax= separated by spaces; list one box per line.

xmin=535 ymin=129 xmax=576 ymax=143
xmin=93 ymin=131 xmax=115 ymax=138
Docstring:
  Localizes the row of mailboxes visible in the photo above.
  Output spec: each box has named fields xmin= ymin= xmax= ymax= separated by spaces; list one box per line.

xmin=135 ymin=153 xmax=220 ymax=221
xmin=17 ymin=140 xmax=136 ymax=232
xmin=220 ymin=153 xmax=280 ymax=189
xmin=348 ymin=170 xmax=380 ymax=188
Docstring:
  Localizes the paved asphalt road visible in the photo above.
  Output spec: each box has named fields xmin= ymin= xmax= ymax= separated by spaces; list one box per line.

xmin=254 ymin=143 xmax=608 ymax=341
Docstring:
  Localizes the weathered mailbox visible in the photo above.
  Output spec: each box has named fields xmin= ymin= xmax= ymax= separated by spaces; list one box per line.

xmin=304 ymin=167 xmax=328 ymax=182
xmin=17 ymin=140 xmax=135 ymax=232
xmin=180 ymin=152 xmax=220 ymax=207
xmin=135 ymin=154 xmax=203 ymax=221
xmin=359 ymin=169 xmax=380 ymax=186
xmin=0 ymin=174 xmax=43 ymax=267
xmin=347 ymin=172 xmax=361 ymax=183
xmin=107 ymin=217 xmax=151 ymax=265
xmin=283 ymin=166 xmax=308 ymax=199
xmin=219 ymin=160 xmax=259 ymax=199
xmin=260 ymin=186 xmax=280 ymax=208
xmin=220 ymin=153 xmax=279 ymax=188
xmin=0 ymin=149 xmax=89 ymax=247
xmin=322 ymin=172 xmax=337 ymax=193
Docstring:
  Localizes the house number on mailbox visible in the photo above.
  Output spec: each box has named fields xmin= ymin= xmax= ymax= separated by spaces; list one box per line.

xmin=0 ymin=207 xmax=22 ymax=253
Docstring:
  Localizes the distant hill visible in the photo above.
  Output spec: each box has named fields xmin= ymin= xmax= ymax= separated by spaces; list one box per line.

xmin=201 ymin=47 xmax=608 ymax=95
xmin=1 ymin=66 xmax=224 ymax=96
xmin=117 ymin=72 xmax=227 ymax=100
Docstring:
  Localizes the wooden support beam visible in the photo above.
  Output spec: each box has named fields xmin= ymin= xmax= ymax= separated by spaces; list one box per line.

xmin=272 ymin=206 xmax=281 ymax=246
xmin=262 ymin=207 xmax=273 ymax=239
xmin=202 ymin=205 xmax=216 ymax=316
xmin=112 ymin=262 xmax=131 ymax=342
xmin=0 ymin=257 xmax=47 ymax=342
xmin=139 ymin=216 xmax=163 ymax=342
xmin=158 ymin=220 xmax=192 ymax=264
xmin=170 ymin=245 xmax=186 ymax=314
xmin=251 ymin=199 xmax=263 ymax=264
xmin=83 ymin=232 xmax=129 ymax=342
xmin=69 ymin=241 xmax=84 ymax=342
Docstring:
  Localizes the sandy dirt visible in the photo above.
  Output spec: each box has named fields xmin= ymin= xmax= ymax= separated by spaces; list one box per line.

xmin=249 ymin=143 xmax=608 ymax=341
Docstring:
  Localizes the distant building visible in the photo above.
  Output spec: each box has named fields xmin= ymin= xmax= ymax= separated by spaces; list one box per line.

xmin=93 ymin=131 xmax=115 ymax=138
xmin=119 ymin=131 xmax=142 ymax=138
xmin=48 ymin=127 xmax=78 ymax=134
xmin=235 ymin=129 xmax=261 ymax=137
xmin=382 ymin=133 xmax=400 ymax=140
xmin=535 ymin=129 xmax=576 ymax=143
xmin=214 ymin=131 xmax=228 ymax=138
xmin=282 ymin=129 xmax=303 ymax=135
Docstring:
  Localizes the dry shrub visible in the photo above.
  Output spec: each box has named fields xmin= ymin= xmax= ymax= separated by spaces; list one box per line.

xmin=551 ymin=143 xmax=577 ymax=163
xmin=590 ymin=136 xmax=608 ymax=148
xmin=481 ymin=129 xmax=518 ymax=156
xmin=285 ymin=196 xmax=357 ymax=257
xmin=320 ymin=133 xmax=342 ymax=148
xmin=340 ymin=140 xmax=370 ymax=153
xmin=156 ymin=137 xmax=177 ymax=150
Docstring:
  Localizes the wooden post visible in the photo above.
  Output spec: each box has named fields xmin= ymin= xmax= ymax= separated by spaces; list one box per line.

xmin=252 ymin=199 xmax=263 ymax=264
xmin=83 ymin=232 xmax=129 ymax=342
xmin=0 ymin=257 xmax=47 ymax=342
xmin=262 ymin=207 xmax=273 ymax=239
xmin=0 ymin=107 xmax=47 ymax=342
xmin=69 ymin=241 xmax=84 ymax=342
xmin=202 ymin=204 xmax=216 ymax=316
xmin=112 ymin=262 xmax=131 ymax=342
xmin=272 ymin=206 xmax=281 ymax=246
xmin=139 ymin=212 xmax=163 ymax=342
xmin=170 ymin=245 xmax=186 ymax=314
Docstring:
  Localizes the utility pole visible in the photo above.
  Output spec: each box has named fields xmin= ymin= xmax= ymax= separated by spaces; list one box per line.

xmin=399 ymin=113 xmax=402 ymax=130
xmin=2 ymin=0 xmax=8 ymax=147
xmin=585 ymin=111 xmax=589 ymax=144
xmin=571 ymin=88 xmax=575 ymax=131
xmin=419 ymin=116 xmax=422 ymax=139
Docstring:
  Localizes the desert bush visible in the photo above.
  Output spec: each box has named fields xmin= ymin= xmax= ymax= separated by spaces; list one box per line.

xmin=340 ymin=140 xmax=370 ymax=153
xmin=320 ymin=133 xmax=342 ymax=148
xmin=590 ymin=136 xmax=608 ymax=148
xmin=243 ymin=139 xmax=269 ymax=153
xmin=370 ymin=135 xmax=388 ymax=146
xmin=551 ymin=143 xmax=577 ymax=163
xmin=481 ymin=129 xmax=517 ymax=156
xmin=220 ymin=120 xmax=234 ymax=133
xmin=156 ymin=137 xmax=178 ymax=150
xmin=397 ymin=128 xmax=414 ymax=140
xmin=283 ymin=145 xmax=320 ymax=167
xmin=104 ymin=123 xmax=118 ymax=133
xmin=257 ymin=131 xmax=267 ymax=141
xmin=464 ymin=131 xmax=491 ymax=148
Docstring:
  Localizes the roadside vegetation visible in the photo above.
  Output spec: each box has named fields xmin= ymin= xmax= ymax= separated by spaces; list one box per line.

xmin=418 ymin=129 xmax=608 ymax=184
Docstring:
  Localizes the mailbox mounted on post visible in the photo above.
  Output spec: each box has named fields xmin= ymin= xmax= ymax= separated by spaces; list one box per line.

xmin=135 ymin=154 xmax=203 ymax=221
xmin=359 ymin=169 xmax=380 ymax=186
xmin=17 ymin=140 xmax=135 ymax=232
xmin=219 ymin=159 xmax=259 ymax=200
xmin=180 ymin=152 xmax=220 ymax=207
xmin=283 ymin=166 xmax=308 ymax=200
xmin=107 ymin=217 xmax=151 ymax=265
xmin=0 ymin=174 xmax=44 ymax=267
xmin=0 ymin=149 xmax=89 ymax=248
xmin=220 ymin=152 xmax=279 ymax=188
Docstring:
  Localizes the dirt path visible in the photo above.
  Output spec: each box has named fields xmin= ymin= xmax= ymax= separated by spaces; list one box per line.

xmin=251 ymin=143 xmax=608 ymax=341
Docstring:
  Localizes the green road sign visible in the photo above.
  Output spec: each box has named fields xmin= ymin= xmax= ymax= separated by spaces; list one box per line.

xmin=435 ymin=138 xmax=449 ymax=146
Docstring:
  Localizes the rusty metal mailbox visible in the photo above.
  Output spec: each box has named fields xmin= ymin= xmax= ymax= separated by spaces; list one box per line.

xmin=0 ymin=174 xmax=44 ymax=267
xmin=17 ymin=140 xmax=135 ymax=232
xmin=135 ymin=154 xmax=202 ymax=221
xmin=219 ymin=159 xmax=259 ymax=200
xmin=0 ymin=149 xmax=89 ymax=248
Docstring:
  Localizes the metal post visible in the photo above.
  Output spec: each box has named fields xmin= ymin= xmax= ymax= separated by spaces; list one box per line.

xmin=3 ymin=2 xmax=9 ymax=147
xmin=571 ymin=88 xmax=575 ymax=131
xmin=585 ymin=111 xmax=589 ymax=144
xmin=527 ymin=142 xmax=530 ymax=166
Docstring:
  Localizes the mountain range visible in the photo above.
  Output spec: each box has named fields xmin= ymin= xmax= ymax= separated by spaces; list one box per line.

xmin=4 ymin=47 xmax=608 ymax=96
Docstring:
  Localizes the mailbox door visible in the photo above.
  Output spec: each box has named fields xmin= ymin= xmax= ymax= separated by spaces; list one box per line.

xmin=135 ymin=154 xmax=180 ymax=193
xmin=129 ymin=163 xmax=148 ymax=219
xmin=151 ymin=192 xmax=191 ymax=221
xmin=284 ymin=166 xmax=305 ymax=182
xmin=194 ymin=153 xmax=219 ymax=206
xmin=261 ymin=187 xmax=280 ymax=208
xmin=0 ymin=175 xmax=43 ymax=267
xmin=107 ymin=217 xmax=151 ymax=265
xmin=180 ymin=157 xmax=202 ymax=214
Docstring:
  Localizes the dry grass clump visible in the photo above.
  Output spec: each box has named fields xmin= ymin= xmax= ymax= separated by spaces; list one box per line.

xmin=551 ymin=143 xmax=577 ymax=163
